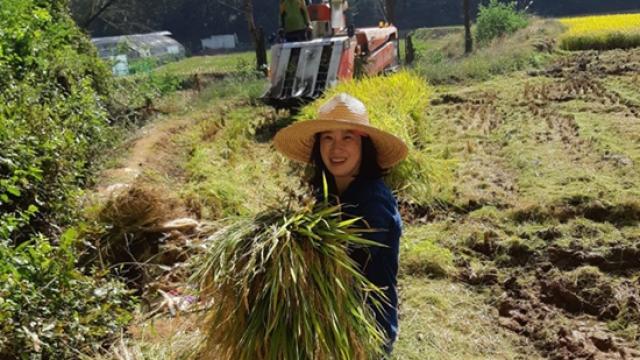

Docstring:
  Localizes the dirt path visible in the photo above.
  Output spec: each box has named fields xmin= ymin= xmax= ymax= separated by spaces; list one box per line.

xmin=95 ymin=114 xmax=193 ymax=198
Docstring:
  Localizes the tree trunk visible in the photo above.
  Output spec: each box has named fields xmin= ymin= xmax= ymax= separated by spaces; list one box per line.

xmin=463 ymin=0 xmax=473 ymax=54
xmin=405 ymin=33 xmax=415 ymax=65
xmin=82 ymin=0 xmax=119 ymax=28
xmin=242 ymin=0 xmax=266 ymax=72
xmin=384 ymin=0 xmax=396 ymax=24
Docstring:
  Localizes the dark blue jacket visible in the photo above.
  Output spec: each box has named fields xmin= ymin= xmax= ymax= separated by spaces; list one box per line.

xmin=338 ymin=177 xmax=401 ymax=347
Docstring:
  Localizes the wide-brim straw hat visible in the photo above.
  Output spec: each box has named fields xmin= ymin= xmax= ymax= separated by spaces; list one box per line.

xmin=274 ymin=93 xmax=408 ymax=168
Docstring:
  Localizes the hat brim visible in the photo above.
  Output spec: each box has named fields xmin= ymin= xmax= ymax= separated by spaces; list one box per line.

xmin=273 ymin=119 xmax=408 ymax=169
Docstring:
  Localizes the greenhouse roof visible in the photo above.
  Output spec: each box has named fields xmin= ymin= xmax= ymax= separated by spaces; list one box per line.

xmin=92 ymin=31 xmax=184 ymax=58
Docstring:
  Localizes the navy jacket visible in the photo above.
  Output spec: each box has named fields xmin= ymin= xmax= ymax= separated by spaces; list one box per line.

xmin=338 ymin=177 xmax=401 ymax=346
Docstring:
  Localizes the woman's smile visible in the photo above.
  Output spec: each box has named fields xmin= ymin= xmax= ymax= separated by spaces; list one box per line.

xmin=320 ymin=129 xmax=362 ymax=181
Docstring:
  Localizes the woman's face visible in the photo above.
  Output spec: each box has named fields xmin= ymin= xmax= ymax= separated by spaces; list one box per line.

xmin=319 ymin=129 xmax=362 ymax=179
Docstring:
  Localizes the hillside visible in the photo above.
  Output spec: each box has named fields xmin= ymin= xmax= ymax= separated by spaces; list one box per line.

xmin=81 ymin=16 xmax=640 ymax=360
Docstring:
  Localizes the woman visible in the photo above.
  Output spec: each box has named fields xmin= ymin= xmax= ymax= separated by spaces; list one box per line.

xmin=273 ymin=93 xmax=408 ymax=355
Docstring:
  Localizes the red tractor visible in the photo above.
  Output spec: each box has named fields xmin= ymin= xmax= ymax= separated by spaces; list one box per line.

xmin=262 ymin=0 xmax=399 ymax=108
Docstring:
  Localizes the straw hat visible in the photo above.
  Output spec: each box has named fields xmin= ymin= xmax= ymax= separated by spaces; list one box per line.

xmin=274 ymin=93 xmax=408 ymax=168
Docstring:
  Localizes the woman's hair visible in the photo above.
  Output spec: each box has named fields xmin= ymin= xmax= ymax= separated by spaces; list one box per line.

xmin=309 ymin=133 xmax=385 ymax=196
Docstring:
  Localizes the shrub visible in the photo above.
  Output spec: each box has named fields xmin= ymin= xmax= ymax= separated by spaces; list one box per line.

xmin=475 ymin=0 xmax=528 ymax=45
xmin=0 ymin=0 xmax=116 ymax=240
xmin=0 ymin=2 xmax=137 ymax=358
xmin=0 ymin=234 xmax=134 ymax=359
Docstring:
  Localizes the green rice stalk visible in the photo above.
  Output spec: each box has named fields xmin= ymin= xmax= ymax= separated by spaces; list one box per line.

xmin=191 ymin=199 xmax=387 ymax=360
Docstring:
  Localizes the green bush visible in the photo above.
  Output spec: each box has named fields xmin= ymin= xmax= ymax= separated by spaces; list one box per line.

xmin=0 ymin=234 xmax=134 ymax=359
xmin=0 ymin=0 xmax=117 ymax=240
xmin=475 ymin=0 xmax=529 ymax=45
xmin=0 ymin=1 xmax=137 ymax=358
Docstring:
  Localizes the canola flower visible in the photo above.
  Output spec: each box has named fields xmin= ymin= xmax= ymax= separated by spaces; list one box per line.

xmin=559 ymin=13 xmax=640 ymax=50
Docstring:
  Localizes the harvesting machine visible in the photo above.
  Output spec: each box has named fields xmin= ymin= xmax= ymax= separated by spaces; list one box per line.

xmin=262 ymin=0 xmax=399 ymax=108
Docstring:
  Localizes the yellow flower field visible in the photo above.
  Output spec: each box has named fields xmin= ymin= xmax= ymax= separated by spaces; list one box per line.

xmin=559 ymin=13 xmax=640 ymax=50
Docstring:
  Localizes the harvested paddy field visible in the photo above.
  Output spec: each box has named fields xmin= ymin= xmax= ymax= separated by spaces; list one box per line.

xmin=414 ymin=47 xmax=640 ymax=359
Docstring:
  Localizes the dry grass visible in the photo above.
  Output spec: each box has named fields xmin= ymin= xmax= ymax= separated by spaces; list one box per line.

xmin=394 ymin=278 xmax=539 ymax=359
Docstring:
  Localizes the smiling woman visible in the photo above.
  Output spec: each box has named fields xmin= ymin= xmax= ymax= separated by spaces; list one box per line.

xmin=274 ymin=93 xmax=408 ymax=355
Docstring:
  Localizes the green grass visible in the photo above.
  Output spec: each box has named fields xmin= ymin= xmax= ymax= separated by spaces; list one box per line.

xmin=179 ymin=104 xmax=297 ymax=218
xmin=401 ymin=224 xmax=455 ymax=278
xmin=393 ymin=278 xmax=540 ymax=359
xmin=411 ymin=19 xmax=563 ymax=84
xmin=154 ymin=52 xmax=256 ymax=76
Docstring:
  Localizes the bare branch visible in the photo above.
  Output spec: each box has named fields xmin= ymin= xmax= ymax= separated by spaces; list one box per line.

xmin=83 ymin=0 xmax=120 ymax=28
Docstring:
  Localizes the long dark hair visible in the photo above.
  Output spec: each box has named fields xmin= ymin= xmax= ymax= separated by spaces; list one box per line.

xmin=309 ymin=133 xmax=385 ymax=197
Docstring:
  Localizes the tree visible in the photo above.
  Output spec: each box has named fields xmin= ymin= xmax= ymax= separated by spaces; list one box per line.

xmin=463 ymin=0 xmax=473 ymax=54
xmin=82 ymin=0 xmax=119 ymax=28
xmin=241 ymin=0 xmax=267 ymax=71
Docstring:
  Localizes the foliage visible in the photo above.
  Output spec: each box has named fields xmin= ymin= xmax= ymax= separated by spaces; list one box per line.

xmin=412 ymin=19 xmax=562 ymax=84
xmin=0 ymin=234 xmax=134 ymax=359
xmin=298 ymin=71 xmax=455 ymax=205
xmin=191 ymin=200 xmax=386 ymax=360
xmin=475 ymin=0 xmax=529 ymax=45
xmin=0 ymin=0 xmax=117 ymax=240
xmin=0 ymin=2 xmax=139 ymax=358
xmin=559 ymin=13 xmax=640 ymax=50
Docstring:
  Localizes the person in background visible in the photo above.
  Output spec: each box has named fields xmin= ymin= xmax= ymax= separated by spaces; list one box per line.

xmin=280 ymin=0 xmax=312 ymax=42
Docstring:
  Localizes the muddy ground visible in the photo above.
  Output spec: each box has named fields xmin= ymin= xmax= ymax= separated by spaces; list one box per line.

xmin=424 ymin=48 xmax=640 ymax=359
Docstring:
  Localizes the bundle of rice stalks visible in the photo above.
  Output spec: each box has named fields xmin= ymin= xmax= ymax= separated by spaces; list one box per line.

xmin=297 ymin=71 xmax=455 ymax=205
xmin=191 ymin=199 xmax=386 ymax=360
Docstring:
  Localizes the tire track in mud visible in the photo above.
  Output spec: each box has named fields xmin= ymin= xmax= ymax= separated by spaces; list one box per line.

xmin=523 ymin=73 xmax=640 ymax=169
xmin=429 ymin=90 xmax=519 ymax=211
